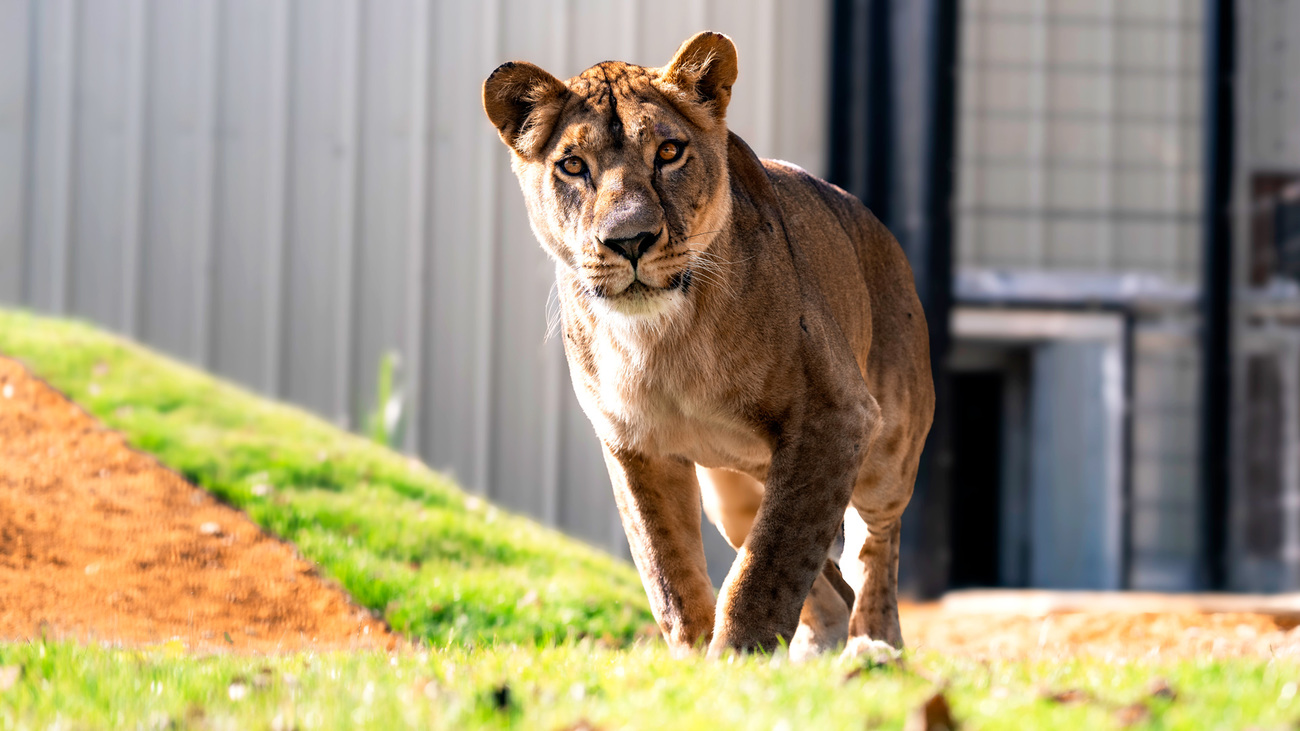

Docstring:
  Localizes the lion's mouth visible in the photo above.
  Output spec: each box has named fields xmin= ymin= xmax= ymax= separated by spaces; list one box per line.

xmin=597 ymin=266 xmax=692 ymax=300
xmin=610 ymin=280 xmax=664 ymax=300
xmin=588 ymin=268 xmax=693 ymax=318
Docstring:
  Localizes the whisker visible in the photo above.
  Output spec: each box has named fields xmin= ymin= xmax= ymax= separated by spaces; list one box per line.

xmin=545 ymin=281 xmax=563 ymax=342
xmin=682 ymin=228 xmax=722 ymax=243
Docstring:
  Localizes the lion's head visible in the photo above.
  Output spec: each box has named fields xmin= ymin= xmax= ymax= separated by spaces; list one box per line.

xmin=483 ymin=32 xmax=739 ymax=321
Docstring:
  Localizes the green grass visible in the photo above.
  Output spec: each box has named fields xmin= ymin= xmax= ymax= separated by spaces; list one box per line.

xmin=2 ymin=308 xmax=1297 ymax=730
xmin=0 ymin=309 xmax=650 ymax=646
xmin=3 ymin=640 xmax=1299 ymax=729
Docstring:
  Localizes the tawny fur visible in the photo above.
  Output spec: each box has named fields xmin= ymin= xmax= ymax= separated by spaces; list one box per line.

xmin=483 ymin=32 xmax=934 ymax=658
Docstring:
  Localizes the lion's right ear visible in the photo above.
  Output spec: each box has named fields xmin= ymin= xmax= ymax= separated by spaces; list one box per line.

xmin=483 ymin=62 xmax=570 ymax=157
xmin=661 ymin=32 xmax=738 ymax=123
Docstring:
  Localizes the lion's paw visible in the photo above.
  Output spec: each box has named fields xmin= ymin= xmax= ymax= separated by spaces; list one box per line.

xmin=788 ymin=623 xmax=832 ymax=663
xmin=839 ymin=636 xmax=902 ymax=666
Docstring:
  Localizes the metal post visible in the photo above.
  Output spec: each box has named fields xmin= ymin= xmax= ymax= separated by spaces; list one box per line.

xmin=828 ymin=0 xmax=893 ymax=224
xmin=1120 ymin=311 xmax=1136 ymax=589
xmin=1199 ymin=0 xmax=1234 ymax=590
xmin=829 ymin=0 xmax=958 ymax=597
xmin=909 ymin=0 xmax=959 ymax=598
xmin=828 ymin=0 xmax=957 ymax=596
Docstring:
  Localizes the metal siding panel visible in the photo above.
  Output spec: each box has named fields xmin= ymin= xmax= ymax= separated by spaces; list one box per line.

xmin=402 ymin=0 xmax=432 ymax=453
xmin=559 ymin=385 xmax=622 ymax=551
xmin=707 ymin=0 xmax=763 ymax=155
xmin=119 ymin=0 xmax=146 ymax=336
xmin=332 ymin=0 xmax=362 ymax=427
xmin=352 ymin=0 xmax=418 ymax=433
xmin=773 ymin=0 xmax=828 ymax=176
xmin=69 ymin=0 xmax=132 ymax=329
xmin=0 ymin=0 xmax=30 ymax=305
xmin=636 ymin=0 xmax=705 ymax=66
xmin=490 ymin=0 xmax=559 ymax=515
xmin=263 ymin=0 xmax=291 ymax=394
xmin=282 ymin=0 xmax=352 ymax=419
xmin=571 ymin=0 xmax=635 ymax=72
xmin=191 ymin=0 xmax=219 ymax=366
xmin=211 ymin=0 xmax=280 ymax=387
xmin=471 ymin=0 xmax=502 ymax=495
xmin=424 ymin=0 xmax=488 ymax=487
xmin=139 ymin=0 xmax=215 ymax=360
xmin=25 ymin=0 xmax=77 ymax=313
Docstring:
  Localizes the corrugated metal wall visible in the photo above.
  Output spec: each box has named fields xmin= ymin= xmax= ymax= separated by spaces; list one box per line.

xmin=0 ymin=0 xmax=829 ymax=578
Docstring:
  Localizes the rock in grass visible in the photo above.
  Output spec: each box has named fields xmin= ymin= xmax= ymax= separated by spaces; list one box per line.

xmin=0 ymin=665 xmax=21 ymax=691
xmin=905 ymin=691 xmax=956 ymax=731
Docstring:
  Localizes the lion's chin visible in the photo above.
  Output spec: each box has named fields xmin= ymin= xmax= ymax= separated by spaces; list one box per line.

xmin=592 ymin=281 xmax=687 ymax=322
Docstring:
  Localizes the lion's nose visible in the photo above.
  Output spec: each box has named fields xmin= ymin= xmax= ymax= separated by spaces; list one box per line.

xmin=600 ymin=230 xmax=658 ymax=264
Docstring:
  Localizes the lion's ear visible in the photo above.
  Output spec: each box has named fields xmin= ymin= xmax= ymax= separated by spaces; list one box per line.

xmin=483 ymin=61 xmax=570 ymax=157
xmin=661 ymin=31 xmax=738 ymax=121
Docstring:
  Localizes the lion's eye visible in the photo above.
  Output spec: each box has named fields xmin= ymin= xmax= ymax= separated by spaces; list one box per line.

xmin=657 ymin=140 xmax=684 ymax=164
xmin=559 ymin=157 xmax=587 ymax=176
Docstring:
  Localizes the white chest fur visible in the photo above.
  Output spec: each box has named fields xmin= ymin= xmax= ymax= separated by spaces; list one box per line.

xmin=573 ymin=321 xmax=771 ymax=474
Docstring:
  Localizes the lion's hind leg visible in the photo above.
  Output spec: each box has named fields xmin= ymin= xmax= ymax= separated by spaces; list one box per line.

xmin=697 ymin=466 xmax=851 ymax=660
xmin=840 ymin=434 xmax=922 ymax=661
xmin=841 ymin=512 xmax=904 ymax=661
xmin=788 ymin=559 xmax=853 ymax=661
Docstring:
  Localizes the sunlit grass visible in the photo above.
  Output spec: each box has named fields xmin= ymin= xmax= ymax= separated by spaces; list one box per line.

xmin=2 ymin=640 xmax=1298 ymax=729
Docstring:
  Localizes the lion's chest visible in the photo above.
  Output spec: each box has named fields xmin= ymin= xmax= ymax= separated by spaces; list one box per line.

xmin=576 ymin=337 xmax=771 ymax=473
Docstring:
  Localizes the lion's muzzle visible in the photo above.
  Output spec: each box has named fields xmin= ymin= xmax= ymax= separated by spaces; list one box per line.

xmin=599 ymin=229 xmax=661 ymax=266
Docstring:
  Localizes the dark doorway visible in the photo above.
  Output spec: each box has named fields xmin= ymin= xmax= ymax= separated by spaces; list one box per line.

xmin=948 ymin=371 xmax=1004 ymax=587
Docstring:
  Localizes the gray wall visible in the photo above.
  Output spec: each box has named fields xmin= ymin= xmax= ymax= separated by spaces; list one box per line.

xmin=0 ymin=0 xmax=830 ymax=579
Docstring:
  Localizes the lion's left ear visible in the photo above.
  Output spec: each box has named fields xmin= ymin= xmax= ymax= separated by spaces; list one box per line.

xmin=483 ymin=61 xmax=571 ymax=157
xmin=661 ymin=31 xmax=738 ymax=122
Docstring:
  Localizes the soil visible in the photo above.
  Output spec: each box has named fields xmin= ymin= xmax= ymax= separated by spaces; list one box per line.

xmin=0 ymin=357 xmax=393 ymax=653
xmin=899 ymin=603 xmax=1300 ymax=659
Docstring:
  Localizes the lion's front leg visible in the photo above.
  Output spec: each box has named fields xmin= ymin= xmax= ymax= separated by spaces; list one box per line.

xmin=602 ymin=444 xmax=716 ymax=655
xmin=708 ymin=399 xmax=876 ymax=656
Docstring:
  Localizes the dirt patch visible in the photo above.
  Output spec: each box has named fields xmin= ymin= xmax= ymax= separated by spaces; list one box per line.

xmin=900 ymin=603 xmax=1300 ymax=659
xmin=0 ymin=357 xmax=392 ymax=653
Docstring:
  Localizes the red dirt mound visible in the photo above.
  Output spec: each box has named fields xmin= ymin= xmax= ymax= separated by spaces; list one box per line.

xmin=0 ymin=357 xmax=392 ymax=652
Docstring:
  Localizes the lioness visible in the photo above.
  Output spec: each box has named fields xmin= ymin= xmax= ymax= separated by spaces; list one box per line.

xmin=483 ymin=31 xmax=933 ymax=659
